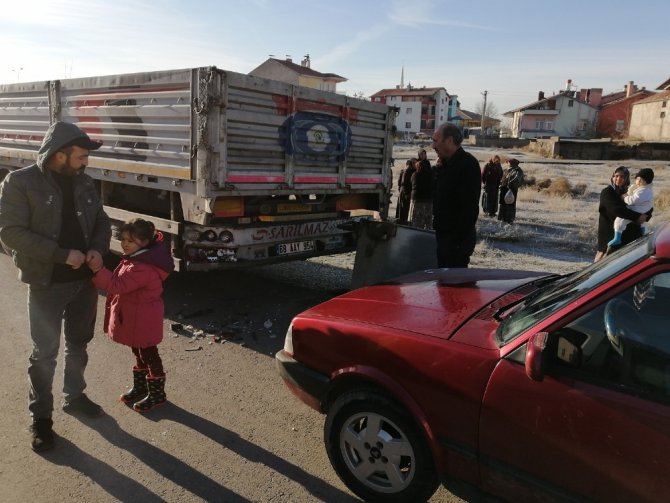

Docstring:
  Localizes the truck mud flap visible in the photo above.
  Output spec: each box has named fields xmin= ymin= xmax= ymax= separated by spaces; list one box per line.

xmin=350 ymin=220 xmax=437 ymax=289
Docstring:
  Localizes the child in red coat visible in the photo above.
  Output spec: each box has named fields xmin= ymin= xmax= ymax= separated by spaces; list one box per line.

xmin=89 ymin=218 xmax=174 ymax=412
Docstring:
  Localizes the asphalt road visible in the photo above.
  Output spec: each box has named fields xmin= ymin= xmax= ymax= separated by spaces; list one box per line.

xmin=0 ymin=252 xmax=466 ymax=503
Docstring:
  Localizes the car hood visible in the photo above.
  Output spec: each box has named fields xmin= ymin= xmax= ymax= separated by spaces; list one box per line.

xmin=301 ymin=268 xmax=550 ymax=344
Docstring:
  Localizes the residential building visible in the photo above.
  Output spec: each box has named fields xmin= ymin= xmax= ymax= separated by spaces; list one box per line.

xmin=629 ymin=77 xmax=670 ymax=141
xmin=452 ymin=109 xmax=501 ymax=136
xmin=503 ymin=80 xmax=601 ymax=139
xmin=597 ymin=81 xmax=655 ymax=138
xmin=249 ymin=55 xmax=346 ymax=93
xmin=369 ymin=85 xmax=458 ymax=136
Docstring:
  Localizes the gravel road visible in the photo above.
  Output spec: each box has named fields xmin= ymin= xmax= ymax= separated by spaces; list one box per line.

xmin=0 ymin=252 xmax=467 ymax=503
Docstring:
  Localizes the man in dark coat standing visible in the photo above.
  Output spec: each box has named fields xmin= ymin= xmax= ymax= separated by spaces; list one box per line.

xmin=0 ymin=121 xmax=111 ymax=452
xmin=432 ymin=122 xmax=481 ymax=267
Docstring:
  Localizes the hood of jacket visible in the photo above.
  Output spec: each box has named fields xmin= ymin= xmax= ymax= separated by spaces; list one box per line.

xmin=37 ymin=121 xmax=102 ymax=170
xmin=125 ymin=232 xmax=175 ymax=275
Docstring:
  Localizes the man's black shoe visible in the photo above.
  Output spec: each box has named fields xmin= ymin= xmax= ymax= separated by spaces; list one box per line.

xmin=30 ymin=418 xmax=55 ymax=452
xmin=62 ymin=393 xmax=104 ymax=418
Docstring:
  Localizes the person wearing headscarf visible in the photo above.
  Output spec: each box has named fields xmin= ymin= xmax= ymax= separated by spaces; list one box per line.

xmin=481 ymin=155 xmax=503 ymax=216
xmin=497 ymin=158 xmax=524 ymax=224
xmin=396 ymin=159 xmax=416 ymax=224
xmin=595 ymin=165 xmax=650 ymax=262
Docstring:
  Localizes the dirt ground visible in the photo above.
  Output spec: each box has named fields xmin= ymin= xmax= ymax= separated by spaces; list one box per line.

xmin=1 ymin=144 xmax=668 ymax=502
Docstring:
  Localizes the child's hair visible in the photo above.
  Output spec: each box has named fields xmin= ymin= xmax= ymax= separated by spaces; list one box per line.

xmin=119 ymin=218 xmax=156 ymax=245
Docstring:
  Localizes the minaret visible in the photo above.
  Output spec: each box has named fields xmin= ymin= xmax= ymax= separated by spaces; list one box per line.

xmin=400 ymin=65 xmax=404 ymax=89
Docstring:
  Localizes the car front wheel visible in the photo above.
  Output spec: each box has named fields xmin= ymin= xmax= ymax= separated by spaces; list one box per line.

xmin=324 ymin=390 xmax=438 ymax=503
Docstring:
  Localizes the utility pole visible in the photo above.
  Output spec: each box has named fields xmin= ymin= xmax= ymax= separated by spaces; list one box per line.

xmin=480 ymin=90 xmax=488 ymax=146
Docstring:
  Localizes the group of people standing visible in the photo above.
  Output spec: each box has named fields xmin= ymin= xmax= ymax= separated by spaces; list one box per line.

xmin=397 ymin=144 xmax=525 ymax=237
xmin=481 ymin=155 xmax=524 ymax=223
xmin=0 ymin=122 xmax=174 ymax=452
xmin=395 ymin=148 xmax=434 ymax=229
xmin=395 ymin=123 xmax=526 ymax=267
xmin=395 ymin=123 xmax=484 ymax=267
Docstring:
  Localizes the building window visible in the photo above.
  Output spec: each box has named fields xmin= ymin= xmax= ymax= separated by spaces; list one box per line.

xmin=568 ymin=100 xmax=574 ymax=107
xmin=535 ymin=120 xmax=544 ymax=130
xmin=616 ymin=120 xmax=625 ymax=132
xmin=663 ymin=101 xmax=667 ymax=108
xmin=405 ymin=122 xmax=411 ymax=128
xmin=406 ymin=108 xmax=412 ymax=114
xmin=545 ymin=121 xmax=553 ymax=131
xmin=577 ymin=120 xmax=586 ymax=131
xmin=662 ymin=112 xmax=666 ymax=119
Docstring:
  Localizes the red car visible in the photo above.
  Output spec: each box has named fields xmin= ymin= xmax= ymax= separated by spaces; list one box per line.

xmin=277 ymin=222 xmax=670 ymax=503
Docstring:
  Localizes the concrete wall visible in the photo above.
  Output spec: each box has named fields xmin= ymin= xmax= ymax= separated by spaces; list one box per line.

xmin=526 ymin=138 xmax=670 ymax=160
xmin=467 ymin=137 xmax=530 ymax=148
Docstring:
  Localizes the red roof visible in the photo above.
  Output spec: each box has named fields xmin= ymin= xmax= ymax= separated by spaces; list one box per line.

xmin=634 ymin=89 xmax=670 ymax=105
xmin=600 ymin=90 xmax=655 ymax=108
xmin=656 ymin=77 xmax=670 ymax=90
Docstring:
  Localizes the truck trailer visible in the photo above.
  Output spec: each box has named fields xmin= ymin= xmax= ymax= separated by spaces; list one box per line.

xmin=0 ymin=66 xmax=395 ymax=271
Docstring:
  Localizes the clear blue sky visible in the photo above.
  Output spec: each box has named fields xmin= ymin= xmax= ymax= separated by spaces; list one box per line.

xmin=2 ymin=0 xmax=668 ymax=116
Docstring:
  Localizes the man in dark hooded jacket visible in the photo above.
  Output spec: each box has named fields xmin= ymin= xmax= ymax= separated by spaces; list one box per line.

xmin=0 ymin=121 xmax=111 ymax=451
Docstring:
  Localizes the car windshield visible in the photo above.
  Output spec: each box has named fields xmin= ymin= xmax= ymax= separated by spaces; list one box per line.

xmin=497 ymin=235 xmax=652 ymax=345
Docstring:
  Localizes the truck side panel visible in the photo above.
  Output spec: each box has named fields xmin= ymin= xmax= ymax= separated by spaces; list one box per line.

xmin=0 ymin=67 xmax=395 ymax=271
xmin=219 ymin=71 xmax=390 ymax=194
xmin=0 ymin=71 xmax=194 ymax=181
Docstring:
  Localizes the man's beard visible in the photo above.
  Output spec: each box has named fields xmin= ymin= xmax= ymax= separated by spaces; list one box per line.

xmin=59 ymin=155 xmax=84 ymax=176
xmin=60 ymin=165 xmax=81 ymax=176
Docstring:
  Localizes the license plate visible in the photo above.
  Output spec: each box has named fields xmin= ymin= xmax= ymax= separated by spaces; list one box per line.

xmin=276 ymin=240 xmax=315 ymax=255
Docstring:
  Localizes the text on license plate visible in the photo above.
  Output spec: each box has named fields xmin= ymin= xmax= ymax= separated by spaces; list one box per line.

xmin=276 ymin=240 xmax=315 ymax=255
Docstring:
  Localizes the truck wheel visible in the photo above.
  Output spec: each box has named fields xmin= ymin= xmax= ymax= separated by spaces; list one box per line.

xmin=324 ymin=390 xmax=438 ymax=503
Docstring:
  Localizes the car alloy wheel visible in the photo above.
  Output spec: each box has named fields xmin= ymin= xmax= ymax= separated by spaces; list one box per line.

xmin=325 ymin=390 xmax=438 ymax=503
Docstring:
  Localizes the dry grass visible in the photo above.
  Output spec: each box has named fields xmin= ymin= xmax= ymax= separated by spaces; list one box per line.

xmin=655 ymin=188 xmax=670 ymax=211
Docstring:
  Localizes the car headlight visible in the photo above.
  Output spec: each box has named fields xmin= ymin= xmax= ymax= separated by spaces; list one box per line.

xmin=283 ymin=323 xmax=294 ymax=355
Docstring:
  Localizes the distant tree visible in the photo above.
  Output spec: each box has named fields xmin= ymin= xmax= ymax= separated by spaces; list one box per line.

xmin=499 ymin=117 xmax=513 ymax=137
xmin=475 ymin=100 xmax=499 ymax=129
xmin=350 ymin=91 xmax=369 ymax=100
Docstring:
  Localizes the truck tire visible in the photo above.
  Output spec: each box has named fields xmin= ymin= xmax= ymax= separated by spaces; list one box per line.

xmin=324 ymin=389 xmax=438 ymax=503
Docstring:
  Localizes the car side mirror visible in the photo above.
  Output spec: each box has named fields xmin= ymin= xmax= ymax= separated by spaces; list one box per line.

xmin=525 ymin=332 xmax=548 ymax=381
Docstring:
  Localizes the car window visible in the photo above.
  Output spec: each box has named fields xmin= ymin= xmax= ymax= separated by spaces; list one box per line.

xmin=545 ymin=271 xmax=670 ymax=404
xmin=498 ymin=236 xmax=651 ymax=345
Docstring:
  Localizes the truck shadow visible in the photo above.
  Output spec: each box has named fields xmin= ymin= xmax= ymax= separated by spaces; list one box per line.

xmin=159 ymin=260 xmax=352 ymax=358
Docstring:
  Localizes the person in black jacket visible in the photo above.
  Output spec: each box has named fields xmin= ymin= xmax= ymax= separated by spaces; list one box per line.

xmin=481 ymin=155 xmax=503 ymax=216
xmin=409 ymin=158 xmax=433 ymax=229
xmin=432 ymin=122 xmax=481 ymax=267
xmin=497 ymin=158 xmax=524 ymax=224
xmin=0 ymin=121 xmax=111 ymax=452
xmin=396 ymin=159 xmax=416 ymax=224
xmin=595 ymin=166 xmax=649 ymax=261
